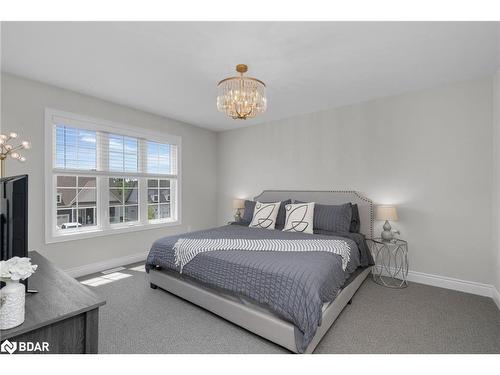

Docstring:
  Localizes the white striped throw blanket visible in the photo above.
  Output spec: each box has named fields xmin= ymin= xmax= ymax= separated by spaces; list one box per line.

xmin=173 ymin=238 xmax=351 ymax=273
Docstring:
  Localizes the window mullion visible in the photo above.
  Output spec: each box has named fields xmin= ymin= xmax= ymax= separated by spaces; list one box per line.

xmin=99 ymin=131 xmax=109 ymax=172
xmin=138 ymin=139 xmax=147 ymax=225
xmin=75 ymin=176 xmax=80 ymax=231
xmin=157 ymin=185 xmax=161 ymax=220
xmin=120 ymin=178 xmax=125 ymax=224
xmin=100 ymin=176 xmax=109 ymax=230
xmin=122 ymin=136 xmax=125 ymax=173
xmin=98 ymin=132 xmax=108 ymax=230
xmin=140 ymin=177 xmax=148 ymax=225
xmin=171 ymin=178 xmax=177 ymax=221
xmin=51 ymin=173 xmax=57 ymax=238
xmin=139 ymin=139 xmax=146 ymax=173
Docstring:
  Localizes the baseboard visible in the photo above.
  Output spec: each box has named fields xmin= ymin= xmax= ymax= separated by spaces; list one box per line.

xmin=377 ymin=267 xmax=499 ymax=309
xmin=64 ymin=251 xmax=149 ymax=278
xmin=492 ymin=287 xmax=500 ymax=310
xmin=406 ymin=270 xmax=494 ymax=297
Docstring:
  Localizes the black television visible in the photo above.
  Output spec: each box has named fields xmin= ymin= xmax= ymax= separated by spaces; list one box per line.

xmin=0 ymin=174 xmax=29 ymax=290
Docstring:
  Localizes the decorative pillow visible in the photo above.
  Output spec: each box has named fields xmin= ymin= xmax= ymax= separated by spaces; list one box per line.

xmin=249 ymin=201 xmax=281 ymax=230
xmin=242 ymin=199 xmax=291 ymax=226
xmin=315 ymin=202 xmax=352 ymax=232
xmin=350 ymin=203 xmax=361 ymax=233
xmin=275 ymin=199 xmax=291 ymax=227
xmin=295 ymin=201 xmax=352 ymax=233
xmin=241 ymin=200 xmax=256 ymax=223
xmin=283 ymin=202 xmax=315 ymax=234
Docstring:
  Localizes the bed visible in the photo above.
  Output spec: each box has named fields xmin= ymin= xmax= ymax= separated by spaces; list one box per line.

xmin=146 ymin=190 xmax=374 ymax=353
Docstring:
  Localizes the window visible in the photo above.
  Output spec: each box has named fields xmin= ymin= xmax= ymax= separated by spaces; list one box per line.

xmin=56 ymin=126 xmax=96 ymax=170
xmin=45 ymin=109 xmax=181 ymax=243
xmin=146 ymin=141 xmax=173 ymax=174
xmin=109 ymin=177 xmax=139 ymax=224
xmin=56 ymin=176 xmax=97 ymax=230
xmin=108 ymin=134 xmax=138 ymax=173
xmin=147 ymin=179 xmax=172 ymax=222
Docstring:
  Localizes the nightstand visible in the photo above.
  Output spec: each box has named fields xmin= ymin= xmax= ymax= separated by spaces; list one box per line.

xmin=367 ymin=238 xmax=408 ymax=288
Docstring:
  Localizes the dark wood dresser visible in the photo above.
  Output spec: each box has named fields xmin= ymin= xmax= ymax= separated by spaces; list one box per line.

xmin=0 ymin=251 xmax=106 ymax=354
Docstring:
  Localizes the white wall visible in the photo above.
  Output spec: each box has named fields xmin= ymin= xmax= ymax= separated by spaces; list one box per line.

xmin=493 ymin=69 xmax=500 ymax=299
xmin=1 ymin=73 xmax=217 ymax=271
xmin=217 ymin=77 xmax=494 ymax=285
xmin=2 ymin=71 xmax=497 ymax=291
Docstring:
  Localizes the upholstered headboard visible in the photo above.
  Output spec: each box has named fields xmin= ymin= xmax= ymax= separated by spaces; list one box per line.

xmin=254 ymin=190 xmax=374 ymax=238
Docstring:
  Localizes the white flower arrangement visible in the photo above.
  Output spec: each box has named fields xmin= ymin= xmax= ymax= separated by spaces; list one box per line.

xmin=0 ymin=257 xmax=38 ymax=281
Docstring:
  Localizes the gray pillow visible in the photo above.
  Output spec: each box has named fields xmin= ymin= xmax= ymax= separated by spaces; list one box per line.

xmin=295 ymin=201 xmax=352 ymax=233
xmin=241 ymin=200 xmax=256 ymax=223
xmin=241 ymin=199 xmax=291 ymax=226
xmin=349 ymin=203 xmax=361 ymax=233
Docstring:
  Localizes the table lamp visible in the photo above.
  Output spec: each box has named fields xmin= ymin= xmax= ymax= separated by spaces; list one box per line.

xmin=233 ymin=199 xmax=245 ymax=222
xmin=375 ymin=205 xmax=398 ymax=241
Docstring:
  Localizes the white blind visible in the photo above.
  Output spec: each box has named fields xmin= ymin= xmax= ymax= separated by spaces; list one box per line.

xmin=55 ymin=125 xmax=97 ymax=170
xmin=54 ymin=124 xmax=178 ymax=177
xmin=108 ymin=133 xmax=138 ymax=173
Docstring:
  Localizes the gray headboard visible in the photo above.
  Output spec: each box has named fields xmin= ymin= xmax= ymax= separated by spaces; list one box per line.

xmin=254 ymin=190 xmax=373 ymax=238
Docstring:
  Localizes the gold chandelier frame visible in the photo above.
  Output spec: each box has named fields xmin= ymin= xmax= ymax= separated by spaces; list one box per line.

xmin=216 ymin=64 xmax=267 ymax=120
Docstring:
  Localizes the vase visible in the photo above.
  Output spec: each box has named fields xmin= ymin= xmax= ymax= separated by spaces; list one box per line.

xmin=0 ymin=279 xmax=25 ymax=330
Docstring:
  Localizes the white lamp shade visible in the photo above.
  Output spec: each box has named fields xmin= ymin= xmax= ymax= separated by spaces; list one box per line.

xmin=375 ymin=205 xmax=398 ymax=221
xmin=232 ymin=199 xmax=245 ymax=209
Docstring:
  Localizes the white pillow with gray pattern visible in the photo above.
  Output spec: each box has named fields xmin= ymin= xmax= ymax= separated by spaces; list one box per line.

xmin=249 ymin=201 xmax=281 ymax=230
xmin=283 ymin=202 xmax=315 ymax=234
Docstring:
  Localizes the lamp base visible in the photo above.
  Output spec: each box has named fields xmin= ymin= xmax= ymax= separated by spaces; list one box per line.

xmin=234 ymin=209 xmax=242 ymax=223
xmin=0 ymin=157 xmax=5 ymax=178
xmin=381 ymin=220 xmax=393 ymax=241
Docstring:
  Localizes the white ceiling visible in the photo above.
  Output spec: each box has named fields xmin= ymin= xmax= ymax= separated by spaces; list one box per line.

xmin=2 ymin=22 xmax=499 ymax=131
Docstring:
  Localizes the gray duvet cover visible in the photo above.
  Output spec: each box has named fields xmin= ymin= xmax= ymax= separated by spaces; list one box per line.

xmin=146 ymin=224 xmax=373 ymax=353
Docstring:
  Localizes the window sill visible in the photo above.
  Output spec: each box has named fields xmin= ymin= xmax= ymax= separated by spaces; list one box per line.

xmin=46 ymin=220 xmax=183 ymax=244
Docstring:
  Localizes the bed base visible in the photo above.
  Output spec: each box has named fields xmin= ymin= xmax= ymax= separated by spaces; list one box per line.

xmin=148 ymin=266 xmax=371 ymax=353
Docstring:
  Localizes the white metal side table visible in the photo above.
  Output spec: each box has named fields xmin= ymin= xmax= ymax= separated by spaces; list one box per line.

xmin=368 ymin=238 xmax=408 ymax=288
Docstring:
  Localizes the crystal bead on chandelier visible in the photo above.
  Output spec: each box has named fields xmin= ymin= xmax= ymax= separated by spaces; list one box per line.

xmin=217 ymin=64 xmax=267 ymax=120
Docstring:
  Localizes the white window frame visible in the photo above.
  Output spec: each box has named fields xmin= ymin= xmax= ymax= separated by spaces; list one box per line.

xmin=45 ymin=108 xmax=182 ymax=244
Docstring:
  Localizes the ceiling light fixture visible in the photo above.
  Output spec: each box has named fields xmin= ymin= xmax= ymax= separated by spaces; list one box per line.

xmin=0 ymin=131 xmax=31 ymax=177
xmin=217 ymin=64 xmax=267 ymax=120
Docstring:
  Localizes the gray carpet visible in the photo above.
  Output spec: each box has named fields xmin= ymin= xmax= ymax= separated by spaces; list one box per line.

xmin=79 ymin=263 xmax=500 ymax=354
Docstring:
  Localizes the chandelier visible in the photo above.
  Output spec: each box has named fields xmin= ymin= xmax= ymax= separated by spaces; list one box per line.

xmin=0 ymin=131 xmax=31 ymax=177
xmin=217 ymin=64 xmax=267 ymax=120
